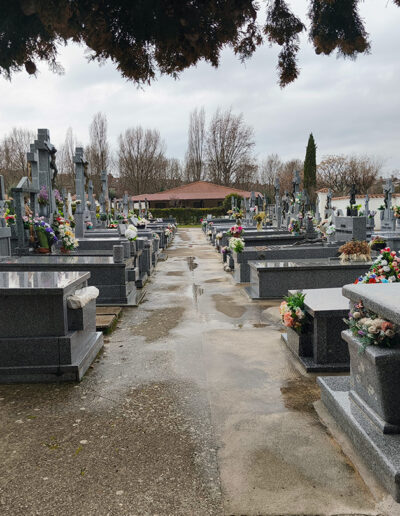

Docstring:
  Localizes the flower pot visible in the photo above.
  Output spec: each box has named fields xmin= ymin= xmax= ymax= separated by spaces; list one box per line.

xmin=343 ymin=329 xmax=400 ymax=432
xmin=60 ymin=247 xmax=70 ymax=254
xmin=37 ymin=247 xmax=50 ymax=254
xmin=371 ymin=242 xmax=386 ymax=252
xmin=38 ymin=203 xmax=48 ymax=217
xmin=285 ymin=326 xmax=313 ymax=357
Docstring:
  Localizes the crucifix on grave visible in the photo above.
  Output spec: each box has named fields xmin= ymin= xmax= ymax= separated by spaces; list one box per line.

xmin=382 ymin=178 xmax=396 ymax=231
xmin=123 ymin=192 xmax=129 ymax=217
xmin=73 ymin=147 xmax=88 ymax=238
xmin=11 ymin=177 xmax=39 ymax=254
xmin=325 ymin=189 xmax=333 ymax=218
xmin=0 ymin=176 xmax=6 ymax=228
xmin=144 ymin=198 xmax=149 ymax=218
xmin=88 ymin=180 xmax=96 ymax=223
xmin=100 ymin=170 xmax=109 ymax=216
xmin=292 ymin=170 xmax=301 ymax=215
xmin=348 ymin=184 xmax=358 ymax=216
xmin=274 ymin=178 xmax=282 ymax=227
xmin=30 ymin=129 xmax=58 ymax=221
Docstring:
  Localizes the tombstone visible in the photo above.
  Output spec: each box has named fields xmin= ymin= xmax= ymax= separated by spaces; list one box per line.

xmin=325 ymin=189 xmax=333 ymax=219
xmin=347 ymin=184 xmax=358 ymax=216
xmin=292 ymin=171 xmax=301 ymax=216
xmin=100 ymin=170 xmax=109 ymax=215
xmin=315 ymin=196 xmax=321 ymax=223
xmin=73 ymin=147 xmax=87 ymax=238
xmin=0 ymin=176 xmax=11 ymax=256
xmin=62 ymin=188 xmax=68 ymax=219
xmin=123 ymin=192 xmax=129 ymax=218
xmin=11 ymin=176 xmax=38 ymax=254
xmin=381 ymin=178 xmax=396 ymax=231
xmin=138 ymin=200 xmax=143 ymax=218
xmin=144 ymin=198 xmax=149 ymax=218
xmin=129 ymin=198 xmax=134 ymax=212
xmin=67 ymin=192 xmax=73 ymax=219
xmin=364 ymin=194 xmax=375 ymax=230
xmin=88 ymin=180 xmax=96 ymax=223
xmin=30 ymin=129 xmax=58 ymax=221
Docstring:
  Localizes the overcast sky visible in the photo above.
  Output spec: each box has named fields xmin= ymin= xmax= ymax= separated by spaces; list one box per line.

xmin=0 ymin=0 xmax=399 ymax=175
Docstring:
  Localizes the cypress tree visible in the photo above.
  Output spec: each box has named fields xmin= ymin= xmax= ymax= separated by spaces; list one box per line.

xmin=303 ymin=133 xmax=317 ymax=192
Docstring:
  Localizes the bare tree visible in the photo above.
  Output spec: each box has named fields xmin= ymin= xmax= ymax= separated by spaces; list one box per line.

xmin=278 ymin=159 xmax=303 ymax=194
xmin=205 ymin=107 xmax=255 ymax=186
xmin=317 ymin=154 xmax=383 ymax=195
xmin=56 ymin=127 xmax=77 ymax=191
xmin=118 ymin=126 xmax=167 ymax=194
xmin=0 ymin=127 xmax=35 ymax=191
xmin=259 ymin=154 xmax=283 ymax=200
xmin=185 ymin=107 xmax=206 ymax=182
xmin=86 ymin=112 xmax=111 ymax=195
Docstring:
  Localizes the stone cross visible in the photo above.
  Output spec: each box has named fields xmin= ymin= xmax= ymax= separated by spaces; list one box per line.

xmin=250 ymin=191 xmax=256 ymax=209
xmin=231 ymin=196 xmax=235 ymax=211
xmin=29 ymin=129 xmax=58 ymax=219
xmin=88 ymin=180 xmax=96 ymax=222
xmin=67 ymin=192 xmax=73 ymax=218
xmin=144 ymin=198 xmax=149 ymax=217
xmin=292 ymin=170 xmax=301 ymax=195
xmin=73 ymin=147 xmax=87 ymax=238
xmin=0 ymin=175 xmax=6 ymax=227
xmin=123 ymin=192 xmax=129 ymax=217
xmin=62 ymin=188 xmax=68 ymax=219
xmin=384 ymin=178 xmax=394 ymax=210
xmin=364 ymin=194 xmax=369 ymax=216
xmin=139 ymin=200 xmax=143 ymax=217
xmin=100 ymin=170 xmax=109 ymax=214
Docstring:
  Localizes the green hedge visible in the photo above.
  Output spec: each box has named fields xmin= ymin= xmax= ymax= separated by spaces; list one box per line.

xmin=150 ymin=207 xmax=225 ymax=224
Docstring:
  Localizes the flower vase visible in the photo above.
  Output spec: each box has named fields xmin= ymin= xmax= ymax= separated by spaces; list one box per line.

xmin=38 ymin=203 xmax=47 ymax=217
xmin=60 ymin=247 xmax=70 ymax=254
xmin=327 ymin=233 xmax=335 ymax=244
xmin=37 ymin=230 xmax=50 ymax=252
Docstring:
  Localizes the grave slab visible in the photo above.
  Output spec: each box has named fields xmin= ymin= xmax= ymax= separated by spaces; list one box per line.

xmin=0 ymin=271 xmax=103 ymax=383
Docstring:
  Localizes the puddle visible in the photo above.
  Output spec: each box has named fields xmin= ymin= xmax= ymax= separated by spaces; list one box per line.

xmin=130 ymin=307 xmax=185 ymax=342
xmin=167 ymin=271 xmax=185 ymax=276
xmin=159 ymin=284 xmax=182 ymax=291
xmin=280 ymin=376 xmax=320 ymax=415
xmin=212 ymin=294 xmax=246 ymax=319
xmin=192 ymin=284 xmax=204 ymax=308
xmin=186 ymin=256 xmax=198 ymax=271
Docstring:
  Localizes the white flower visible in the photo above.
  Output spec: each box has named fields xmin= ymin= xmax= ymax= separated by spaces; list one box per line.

xmin=383 ymin=266 xmax=390 ymax=272
xmin=381 ymin=260 xmax=388 ymax=266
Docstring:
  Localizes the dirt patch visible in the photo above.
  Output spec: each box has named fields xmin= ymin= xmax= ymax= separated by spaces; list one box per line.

xmin=212 ymin=294 xmax=246 ymax=319
xmin=166 ymin=271 xmax=184 ymax=276
xmin=252 ymin=323 xmax=268 ymax=328
xmin=280 ymin=376 xmax=320 ymax=415
xmin=130 ymin=307 xmax=185 ymax=342
xmin=204 ymin=278 xmax=227 ymax=283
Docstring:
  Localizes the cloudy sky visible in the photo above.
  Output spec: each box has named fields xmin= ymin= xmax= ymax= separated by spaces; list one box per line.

xmin=0 ymin=0 xmax=399 ymax=175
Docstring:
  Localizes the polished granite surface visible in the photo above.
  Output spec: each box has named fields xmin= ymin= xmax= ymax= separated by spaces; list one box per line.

xmin=0 ymin=256 xmax=115 ymax=265
xmin=0 ymin=271 xmax=88 ymax=292
xmin=250 ymin=258 xmax=372 ymax=270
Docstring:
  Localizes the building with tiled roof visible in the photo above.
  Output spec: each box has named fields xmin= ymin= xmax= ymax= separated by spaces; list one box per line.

xmin=131 ymin=181 xmax=261 ymax=209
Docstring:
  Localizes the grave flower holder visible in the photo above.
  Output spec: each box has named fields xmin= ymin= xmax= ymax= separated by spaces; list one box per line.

xmin=286 ymin=326 xmax=313 ymax=357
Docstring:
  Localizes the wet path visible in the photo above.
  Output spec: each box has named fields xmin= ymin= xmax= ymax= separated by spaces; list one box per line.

xmin=0 ymin=229 xmax=382 ymax=515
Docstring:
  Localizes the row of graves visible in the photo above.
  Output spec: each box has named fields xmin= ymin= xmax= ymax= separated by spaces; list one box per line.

xmin=0 ymin=129 xmax=176 ymax=384
xmin=203 ymin=171 xmax=400 ymax=503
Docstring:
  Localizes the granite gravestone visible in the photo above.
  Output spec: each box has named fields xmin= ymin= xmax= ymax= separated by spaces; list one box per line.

xmin=74 ymin=147 xmax=89 ymax=238
xmin=0 ymin=176 xmax=11 ymax=256
xmin=88 ymin=180 xmax=96 ymax=223
xmin=381 ymin=178 xmax=396 ymax=231
xmin=30 ymin=129 xmax=58 ymax=221
xmin=0 ymin=270 xmax=103 ymax=382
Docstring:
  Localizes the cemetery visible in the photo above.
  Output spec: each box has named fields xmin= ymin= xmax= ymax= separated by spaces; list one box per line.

xmin=2 ymin=3 xmax=400 ymax=514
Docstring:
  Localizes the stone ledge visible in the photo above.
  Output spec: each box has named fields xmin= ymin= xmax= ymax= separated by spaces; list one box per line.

xmin=318 ymin=375 xmax=400 ymax=502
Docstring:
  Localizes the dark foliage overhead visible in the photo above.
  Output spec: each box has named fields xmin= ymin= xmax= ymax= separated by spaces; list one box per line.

xmin=0 ymin=1 xmax=396 ymax=86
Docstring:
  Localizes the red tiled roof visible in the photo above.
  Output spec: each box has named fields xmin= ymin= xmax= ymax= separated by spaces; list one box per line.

xmin=131 ymin=181 xmax=261 ymax=201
